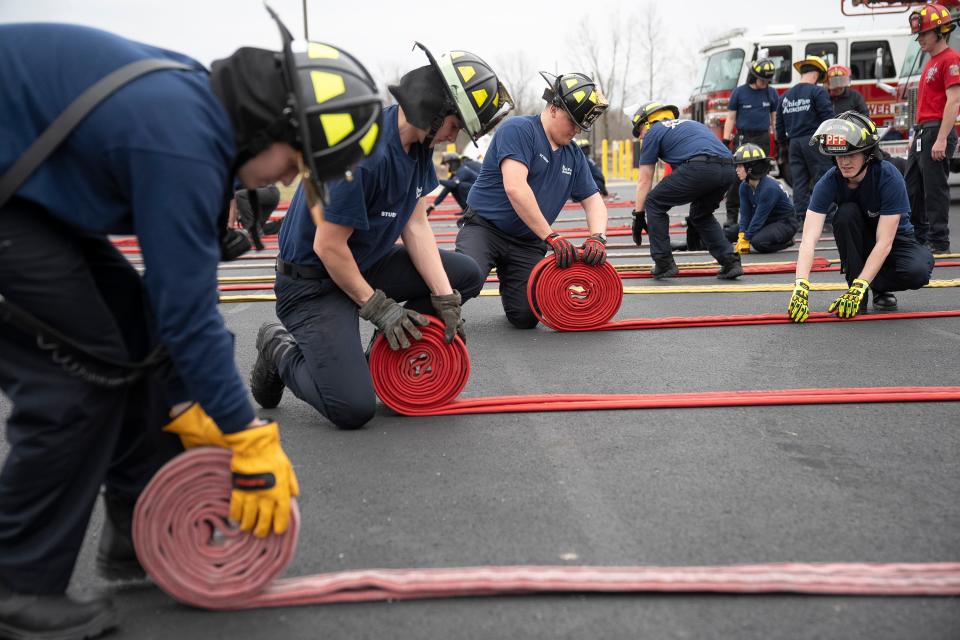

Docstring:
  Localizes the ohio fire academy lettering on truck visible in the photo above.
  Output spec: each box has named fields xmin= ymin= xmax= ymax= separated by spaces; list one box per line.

xmin=780 ymin=96 xmax=812 ymax=114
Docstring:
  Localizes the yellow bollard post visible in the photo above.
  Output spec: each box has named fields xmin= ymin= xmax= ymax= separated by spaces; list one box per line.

xmin=620 ymin=140 xmax=630 ymax=180
xmin=601 ymin=139 xmax=609 ymax=180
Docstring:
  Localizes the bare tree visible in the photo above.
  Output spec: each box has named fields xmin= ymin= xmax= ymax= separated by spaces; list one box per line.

xmin=493 ymin=51 xmax=540 ymax=116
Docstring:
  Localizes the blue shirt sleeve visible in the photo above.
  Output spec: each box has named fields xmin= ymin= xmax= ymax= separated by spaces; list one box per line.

xmin=808 ymin=170 xmax=837 ymax=215
xmin=494 ymin=119 xmax=536 ymax=168
xmin=878 ymin=164 xmax=910 ymax=215
xmin=728 ymin=86 xmax=741 ymax=112
xmin=638 ymin=125 xmax=664 ymax=164
xmin=324 ymin=166 xmax=372 ymax=230
xmin=123 ymin=150 xmax=255 ymax=433
xmin=775 ymin=95 xmax=786 ymax=141
xmin=814 ymin=86 xmax=834 ymax=122
xmin=570 ymin=146 xmax=600 ymax=201
xmin=738 ymin=181 xmax=752 ymax=230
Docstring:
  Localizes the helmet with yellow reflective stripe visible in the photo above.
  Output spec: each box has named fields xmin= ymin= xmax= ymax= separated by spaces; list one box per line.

xmin=412 ymin=43 xmax=514 ymax=145
xmin=910 ymin=2 xmax=956 ymax=38
xmin=811 ymin=110 xmax=881 ymax=160
xmin=630 ymin=101 xmax=680 ymax=138
xmin=750 ymin=58 xmax=776 ymax=82
xmin=540 ymin=72 xmax=609 ymax=132
xmin=267 ymin=6 xmax=382 ymax=202
xmin=733 ymin=143 xmax=770 ymax=178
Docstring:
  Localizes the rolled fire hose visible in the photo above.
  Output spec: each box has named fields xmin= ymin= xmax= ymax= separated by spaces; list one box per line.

xmin=132 ymin=448 xmax=960 ymax=610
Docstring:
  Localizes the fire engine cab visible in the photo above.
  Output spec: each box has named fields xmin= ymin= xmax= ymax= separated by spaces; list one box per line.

xmin=687 ymin=26 xmax=910 ymax=178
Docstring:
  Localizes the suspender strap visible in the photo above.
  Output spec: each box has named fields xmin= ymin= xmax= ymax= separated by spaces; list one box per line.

xmin=0 ymin=58 xmax=192 ymax=208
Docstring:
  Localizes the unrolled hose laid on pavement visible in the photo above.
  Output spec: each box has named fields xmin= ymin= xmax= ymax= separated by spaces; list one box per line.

xmin=524 ymin=256 xmax=960 ymax=332
xmin=132 ymin=448 xmax=960 ymax=610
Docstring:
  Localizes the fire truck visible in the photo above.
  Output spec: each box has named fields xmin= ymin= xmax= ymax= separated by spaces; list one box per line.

xmin=687 ymin=25 xmax=910 ymax=180
xmin=844 ymin=0 xmax=960 ymax=169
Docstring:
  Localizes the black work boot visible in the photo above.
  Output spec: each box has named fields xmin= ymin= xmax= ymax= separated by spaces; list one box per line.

xmin=651 ymin=259 xmax=679 ymax=280
xmin=717 ymin=254 xmax=744 ymax=280
xmin=96 ymin=492 xmax=144 ymax=582
xmin=251 ymin=322 xmax=296 ymax=409
xmin=0 ymin=587 xmax=117 ymax=640
xmin=872 ymin=291 xmax=898 ymax=311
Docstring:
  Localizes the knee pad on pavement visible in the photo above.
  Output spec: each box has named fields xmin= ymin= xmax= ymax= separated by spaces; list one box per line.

xmin=505 ymin=309 xmax=539 ymax=330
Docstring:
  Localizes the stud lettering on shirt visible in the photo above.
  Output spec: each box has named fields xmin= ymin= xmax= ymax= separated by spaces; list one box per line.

xmin=416 ymin=187 xmax=423 ymax=198
xmin=381 ymin=210 xmax=397 ymax=218
xmin=539 ymin=153 xmax=550 ymax=163
xmin=561 ymin=164 xmax=572 ymax=176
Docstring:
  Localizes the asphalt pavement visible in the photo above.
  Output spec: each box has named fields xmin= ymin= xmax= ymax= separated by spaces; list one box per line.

xmin=1 ymin=181 xmax=959 ymax=639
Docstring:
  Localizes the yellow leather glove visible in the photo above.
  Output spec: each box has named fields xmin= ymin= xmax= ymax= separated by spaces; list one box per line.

xmin=222 ymin=422 xmax=300 ymax=538
xmin=162 ymin=403 xmax=228 ymax=449
xmin=734 ymin=232 xmax=751 ymax=254
xmin=829 ymin=278 xmax=869 ymax=319
xmin=788 ymin=278 xmax=810 ymax=323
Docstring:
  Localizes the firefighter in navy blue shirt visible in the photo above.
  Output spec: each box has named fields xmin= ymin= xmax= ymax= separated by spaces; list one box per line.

xmin=788 ymin=111 xmax=933 ymax=322
xmin=0 ymin=15 xmax=382 ymax=638
xmin=722 ymin=58 xmax=779 ymax=231
xmin=776 ymin=55 xmax=834 ymax=221
xmin=253 ymin=45 xmax=512 ymax=429
xmin=576 ymin=138 xmax=609 ymax=197
xmin=455 ymin=72 xmax=610 ymax=329
xmin=629 ymin=102 xmax=743 ymax=279
xmin=426 ymin=152 xmax=480 ymax=213
xmin=732 ymin=143 xmax=799 ymax=254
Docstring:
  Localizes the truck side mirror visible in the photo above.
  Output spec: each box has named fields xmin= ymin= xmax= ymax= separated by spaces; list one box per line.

xmin=874 ymin=47 xmax=885 ymax=79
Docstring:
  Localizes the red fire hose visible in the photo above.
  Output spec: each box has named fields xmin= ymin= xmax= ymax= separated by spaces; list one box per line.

xmin=526 ymin=256 xmax=960 ymax=331
xmin=132 ymin=448 xmax=960 ymax=610
xmin=367 ymin=318 xmax=470 ymax=415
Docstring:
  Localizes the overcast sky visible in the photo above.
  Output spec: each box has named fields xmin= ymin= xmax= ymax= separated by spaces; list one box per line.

xmin=1 ymin=0 xmax=910 ymax=106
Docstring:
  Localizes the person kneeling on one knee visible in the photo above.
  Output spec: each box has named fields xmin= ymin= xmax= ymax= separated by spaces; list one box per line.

xmin=253 ymin=45 xmax=508 ymax=429
xmin=788 ymin=111 xmax=934 ymax=322
xmin=732 ymin=143 xmax=799 ymax=255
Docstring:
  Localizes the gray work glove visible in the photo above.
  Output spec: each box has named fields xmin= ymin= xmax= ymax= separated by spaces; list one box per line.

xmin=430 ymin=290 xmax=465 ymax=344
xmin=359 ymin=289 xmax=429 ymax=351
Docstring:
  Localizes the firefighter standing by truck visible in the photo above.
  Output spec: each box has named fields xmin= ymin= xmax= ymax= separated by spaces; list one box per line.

xmin=905 ymin=2 xmax=960 ymax=252
xmin=826 ymin=65 xmax=869 ymax=116
xmin=722 ymin=58 xmax=779 ymax=235
xmin=776 ymin=55 xmax=835 ymax=221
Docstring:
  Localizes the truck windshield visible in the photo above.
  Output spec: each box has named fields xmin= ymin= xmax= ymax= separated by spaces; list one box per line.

xmin=900 ymin=40 xmax=929 ymax=80
xmin=700 ymin=49 xmax=745 ymax=93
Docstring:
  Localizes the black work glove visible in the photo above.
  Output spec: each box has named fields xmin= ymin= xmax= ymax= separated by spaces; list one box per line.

xmin=631 ymin=210 xmax=647 ymax=247
xmin=545 ymin=232 xmax=576 ymax=268
xmin=359 ymin=290 xmax=429 ymax=351
xmin=430 ymin=290 xmax=465 ymax=344
xmin=580 ymin=234 xmax=607 ymax=266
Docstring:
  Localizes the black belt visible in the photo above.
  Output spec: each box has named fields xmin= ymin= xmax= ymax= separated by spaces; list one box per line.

xmin=685 ymin=155 xmax=734 ymax=165
xmin=914 ymin=120 xmax=941 ymax=130
xmin=276 ymin=257 xmax=329 ymax=279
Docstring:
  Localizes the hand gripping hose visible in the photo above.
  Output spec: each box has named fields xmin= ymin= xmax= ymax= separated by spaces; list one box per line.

xmin=525 ymin=258 xmax=624 ymax=330
xmin=133 ymin=448 xmax=960 ymax=610
xmin=367 ymin=317 xmax=470 ymax=414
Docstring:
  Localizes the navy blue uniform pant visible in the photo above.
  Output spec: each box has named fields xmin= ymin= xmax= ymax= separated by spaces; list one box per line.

xmin=749 ymin=216 xmax=800 ymax=253
xmin=833 ymin=202 xmax=933 ymax=292
xmin=789 ymin=134 xmax=833 ymax=218
xmin=455 ymin=214 xmax=548 ymax=330
xmin=645 ymin=160 xmax=736 ymax=265
xmin=274 ymin=246 xmax=484 ymax=429
xmin=905 ymin=124 xmax=956 ymax=246
xmin=0 ymin=199 xmax=179 ymax=594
